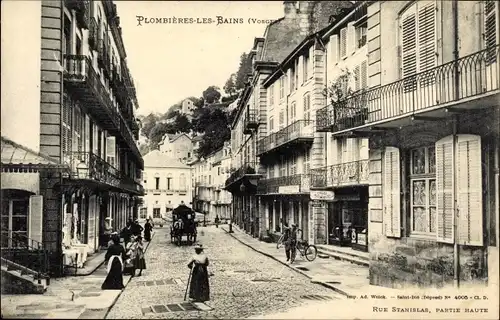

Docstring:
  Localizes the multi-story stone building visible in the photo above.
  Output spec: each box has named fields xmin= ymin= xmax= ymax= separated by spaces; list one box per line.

xmin=1 ymin=0 xmax=144 ymax=278
xmin=225 ymin=0 xmax=354 ymax=239
xmin=317 ymin=0 xmax=499 ymax=289
xmin=140 ymin=150 xmax=192 ymax=221
xmin=192 ymin=142 xmax=232 ymax=222
xmin=158 ymin=133 xmax=194 ymax=163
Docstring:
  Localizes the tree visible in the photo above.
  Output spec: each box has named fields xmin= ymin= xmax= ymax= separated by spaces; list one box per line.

xmin=139 ymin=143 xmax=150 ymax=156
xmin=149 ymin=122 xmax=177 ymax=150
xmin=223 ymin=73 xmax=237 ymax=97
xmin=141 ymin=113 xmax=160 ymax=138
xmin=235 ymin=52 xmax=253 ymax=90
xmin=194 ymin=108 xmax=231 ymax=158
xmin=173 ymin=114 xmax=192 ymax=133
xmin=202 ymin=86 xmax=221 ymax=104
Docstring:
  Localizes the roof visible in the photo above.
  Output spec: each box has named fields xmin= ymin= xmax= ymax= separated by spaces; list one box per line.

xmin=259 ymin=1 xmax=353 ymax=63
xmin=192 ymin=134 xmax=204 ymax=142
xmin=161 ymin=133 xmax=191 ymax=145
xmin=1 ymin=136 xmax=69 ymax=172
xmin=143 ymin=150 xmax=191 ymax=169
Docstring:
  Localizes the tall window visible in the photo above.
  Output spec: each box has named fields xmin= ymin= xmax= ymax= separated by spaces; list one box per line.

xmin=279 ymin=77 xmax=285 ymax=99
xmin=279 ymin=110 xmax=285 ymax=129
xmin=303 ymin=54 xmax=310 ymax=83
xmin=290 ymin=67 xmax=295 ymax=93
xmin=167 ymin=174 xmax=173 ymax=190
xmin=290 ymin=102 xmax=297 ymax=123
xmin=409 ymin=146 xmax=436 ymax=235
xmin=153 ymin=208 xmax=161 ymax=218
xmin=303 ymin=94 xmax=311 ymax=121
xmin=269 ymin=116 xmax=274 ymax=132
xmin=354 ymin=62 xmax=368 ymax=91
xmin=269 ymin=165 xmax=275 ymax=178
xmin=155 ymin=177 xmax=160 ymax=190
xmin=485 ymin=0 xmax=498 ymax=64
xmin=340 ymin=27 xmax=347 ymax=58
xmin=289 ymin=154 xmax=297 ymax=175
xmin=356 ymin=23 xmax=367 ymax=48
xmin=280 ymin=158 xmax=287 ymax=177
xmin=400 ymin=1 xmax=436 ymax=81
xmin=303 ymin=150 xmax=310 ymax=174
xmin=294 ymin=60 xmax=299 ymax=90
xmin=269 ymin=85 xmax=274 ymax=106
xmin=1 ymin=197 xmax=29 ymax=248
xmin=139 ymin=207 xmax=147 ymax=219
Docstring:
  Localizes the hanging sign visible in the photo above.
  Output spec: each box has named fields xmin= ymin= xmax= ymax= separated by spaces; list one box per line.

xmin=310 ymin=190 xmax=335 ymax=201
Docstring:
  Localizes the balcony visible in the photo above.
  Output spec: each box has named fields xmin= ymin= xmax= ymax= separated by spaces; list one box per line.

xmin=257 ymin=174 xmax=311 ymax=195
xmin=243 ymin=107 xmax=259 ymax=134
xmin=257 ymin=120 xmax=314 ymax=158
xmin=310 ymin=160 xmax=369 ymax=189
xmin=316 ymin=46 xmax=500 ymax=135
xmin=64 ymin=0 xmax=89 ymax=29
xmin=63 ymin=55 xmax=143 ymax=167
xmin=224 ymin=161 xmax=264 ymax=192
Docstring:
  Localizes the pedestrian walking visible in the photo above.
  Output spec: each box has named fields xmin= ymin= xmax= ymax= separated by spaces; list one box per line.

xmin=101 ymin=235 xmax=126 ymax=290
xmin=144 ymin=218 xmax=153 ymax=242
xmin=187 ymin=244 xmax=210 ymax=302
xmin=125 ymin=235 xmax=137 ymax=276
xmin=132 ymin=219 xmax=144 ymax=237
xmin=289 ymin=224 xmax=298 ymax=263
xmin=282 ymin=223 xmax=292 ymax=262
xmin=215 ymin=215 xmax=219 ymax=228
xmin=121 ymin=220 xmax=133 ymax=247
xmin=134 ymin=236 xmax=146 ymax=276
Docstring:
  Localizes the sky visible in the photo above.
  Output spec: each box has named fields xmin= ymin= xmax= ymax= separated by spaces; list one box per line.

xmin=115 ymin=1 xmax=284 ymax=116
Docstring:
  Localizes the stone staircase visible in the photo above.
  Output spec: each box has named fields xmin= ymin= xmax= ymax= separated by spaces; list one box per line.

xmin=316 ymin=245 xmax=370 ymax=267
xmin=1 ymin=257 xmax=50 ymax=294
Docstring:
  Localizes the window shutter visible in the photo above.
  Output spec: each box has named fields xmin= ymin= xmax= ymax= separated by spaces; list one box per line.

xmin=436 ymin=135 xmax=454 ymax=243
xmin=85 ymin=115 xmax=90 ymax=153
xmin=347 ymin=22 xmax=356 ymax=54
xmin=417 ymin=3 xmax=436 ymax=71
xmin=329 ymin=35 xmax=339 ymax=66
xmin=106 ymin=136 xmax=116 ymax=166
xmin=484 ymin=0 xmax=497 ymax=63
xmin=361 ymin=61 xmax=368 ymax=89
xmin=340 ymin=28 xmax=347 ymax=58
xmin=383 ymin=147 xmax=401 ymax=238
xmin=456 ymin=134 xmax=483 ymax=246
xmin=354 ymin=65 xmax=361 ymax=91
xmin=401 ymin=10 xmax=417 ymax=78
xmin=28 ymin=195 xmax=43 ymax=244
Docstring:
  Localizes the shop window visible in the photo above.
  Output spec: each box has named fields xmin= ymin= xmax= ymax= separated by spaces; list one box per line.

xmin=139 ymin=207 xmax=147 ymax=219
xmin=409 ymin=146 xmax=436 ymax=235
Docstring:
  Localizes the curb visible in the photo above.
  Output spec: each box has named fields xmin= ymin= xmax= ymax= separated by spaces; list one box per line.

xmin=82 ymin=232 xmax=156 ymax=320
xmin=221 ymin=226 xmax=350 ymax=297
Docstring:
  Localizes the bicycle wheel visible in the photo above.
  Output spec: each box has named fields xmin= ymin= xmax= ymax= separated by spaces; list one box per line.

xmin=276 ymin=234 xmax=285 ymax=249
xmin=304 ymin=245 xmax=317 ymax=261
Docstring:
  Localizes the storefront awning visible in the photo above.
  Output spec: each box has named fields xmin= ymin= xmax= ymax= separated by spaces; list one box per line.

xmin=1 ymin=136 xmax=70 ymax=173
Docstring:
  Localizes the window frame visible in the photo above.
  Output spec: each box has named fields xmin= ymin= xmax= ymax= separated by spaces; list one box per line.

xmin=409 ymin=146 xmax=437 ymax=237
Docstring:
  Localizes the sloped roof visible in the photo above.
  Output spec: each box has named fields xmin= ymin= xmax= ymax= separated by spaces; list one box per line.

xmin=143 ymin=150 xmax=190 ymax=169
xmin=1 ymin=136 xmax=69 ymax=172
xmin=192 ymin=134 xmax=204 ymax=142
xmin=259 ymin=1 xmax=353 ymax=63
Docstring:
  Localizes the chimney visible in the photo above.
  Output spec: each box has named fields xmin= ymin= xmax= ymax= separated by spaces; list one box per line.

xmin=298 ymin=1 xmax=314 ymax=14
xmin=297 ymin=1 xmax=315 ymax=36
xmin=283 ymin=1 xmax=297 ymax=17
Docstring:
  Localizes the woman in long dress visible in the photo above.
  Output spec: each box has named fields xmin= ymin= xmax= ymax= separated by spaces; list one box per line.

xmin=144 ymin=219 xmax=153 ymax=242
xmin=101 ymin=236 xmax=126 ymax=290
xmin=134 ymin=236 xmax=147 ymax=276
xmin=187 ymin=244 xmax=210 ymax=302
xmin=125 ymin=235 xmax=137 ymax=276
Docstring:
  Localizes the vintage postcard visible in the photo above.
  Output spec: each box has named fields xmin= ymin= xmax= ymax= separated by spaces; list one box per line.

xmin=1 ymin=0 xmax=499 ymax=319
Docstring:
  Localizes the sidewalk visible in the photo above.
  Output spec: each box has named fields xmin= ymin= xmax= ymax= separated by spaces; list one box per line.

xmin=221 ymin=225 xmax=400 ymax=297
xmin=1 ymin=232 xmax=155 ymax=319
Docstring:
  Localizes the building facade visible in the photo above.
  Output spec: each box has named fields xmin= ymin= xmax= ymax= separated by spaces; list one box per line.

xmin=317 ymin=0 xmax=499 ymax=288
xmin=181 ymin=98 xmax=196 ymax=118
xmin=158 ymin=133 xmax=194 ymax=163
xmin=140 ymin=150 xmax=192 ymax=220
xmin=192 ymin=143 xmax=232 ymax=222
xmin=1 ymin=0 xmax=144 ymax=277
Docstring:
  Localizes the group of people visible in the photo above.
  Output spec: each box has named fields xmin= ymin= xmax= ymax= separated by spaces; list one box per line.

xmin=101 ymin=218 xmax=153 ymax=290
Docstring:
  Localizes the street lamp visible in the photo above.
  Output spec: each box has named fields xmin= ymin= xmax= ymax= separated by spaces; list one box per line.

xmin=76 ymin=160 xmax=89 ymax=179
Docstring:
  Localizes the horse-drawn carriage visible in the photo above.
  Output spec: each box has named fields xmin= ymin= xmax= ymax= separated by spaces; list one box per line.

xmin=170 ymin=204 xmax=197 ymax=245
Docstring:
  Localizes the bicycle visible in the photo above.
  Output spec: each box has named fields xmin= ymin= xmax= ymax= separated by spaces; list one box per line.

xmin=290 ymin=239 xmax=317 ymax=263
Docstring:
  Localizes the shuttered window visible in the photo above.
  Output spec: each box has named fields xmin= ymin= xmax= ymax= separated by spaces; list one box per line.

xmin=340 ymin=28 xmax=347 ymax=58
xmin=279 ymin=110 xmax=285 ymax=129
xmin=484 ymin=0 xmax=498 ymax=64
xmin=303 ymin=94 xmax=311 ymax=121
xmin=400 ymin=1 xmax=436 ymax=88
xmin=303 ymin=53 xmax=310 ymax=83
xmin=303 ymin=150 xmax=310 ymax=174
xmin=280 ymin=156 xmax=287 ymax=177
xmin=279 ymin=77 xmax=285 ymax=99
xmin=269 ymin=165 xmax=275 ymax=178
xmin=456 ymin=135 xmax=483 ymax=246
xmin=361 ymin=61 xmax=368 ymax=89
xmin=435 ymin=134 xmax=483 ymax=245
xmin=290 ymin=102 xmax=297 ymax=122
xmin=290 ymin=154 xmax=297 ymax=176
xmin=269 ymin=85 xmax=274 ymax=106
xmin=383 ymin=147 xmax=401 ymax=238
xmin=62 ymin=95 xmax=72 ymax=163
xmin=269 ymin=116 xmax=274 ymax=132
xmin=354 ymin=65 xmax=361 ymax=91
xmin=28 ymin=196 xmax=43 ymax=244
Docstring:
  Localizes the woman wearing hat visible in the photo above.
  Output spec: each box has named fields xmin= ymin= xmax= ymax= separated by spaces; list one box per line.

xmin=187 ymin=244 xmax=210 ymax=302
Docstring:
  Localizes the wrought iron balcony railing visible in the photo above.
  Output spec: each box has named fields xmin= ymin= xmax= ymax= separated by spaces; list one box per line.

xmin=243 ymin=107 xmax=259 ymax=134
xmin=63 ymin=55 xmax=143 ymax=165
xmin=257 ymin=120 xmax=314 ymax=156
xmin=69 ymin=152 xmax=121 ymax=187
xmin=224 ymin=161 xmax=263 ymax=188
xmin=257 ymin=174 xmax=311 ymax=194
xmin=316 ymin=45 xmax=500 ymax=134
xmin=310 ymin=160 xmax=369 ymax=188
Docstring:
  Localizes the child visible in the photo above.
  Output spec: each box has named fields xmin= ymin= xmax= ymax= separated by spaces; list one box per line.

xmin=135 ymin=236 xmax=146 ymax=276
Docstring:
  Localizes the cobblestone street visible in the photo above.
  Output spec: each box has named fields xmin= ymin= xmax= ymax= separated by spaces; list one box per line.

xmin=106 ymin=226 xmax=341 ymax=319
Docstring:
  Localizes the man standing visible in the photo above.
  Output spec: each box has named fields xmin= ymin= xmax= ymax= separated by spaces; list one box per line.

xmin=289 ymin=224 xmax=298 ymax=263
xmin=282 ymin=223 xmax=292 ymax=262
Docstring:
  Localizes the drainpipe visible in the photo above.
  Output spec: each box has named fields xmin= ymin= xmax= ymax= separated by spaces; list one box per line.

xmin=452 ymin=0 xmax=460 ymax=289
